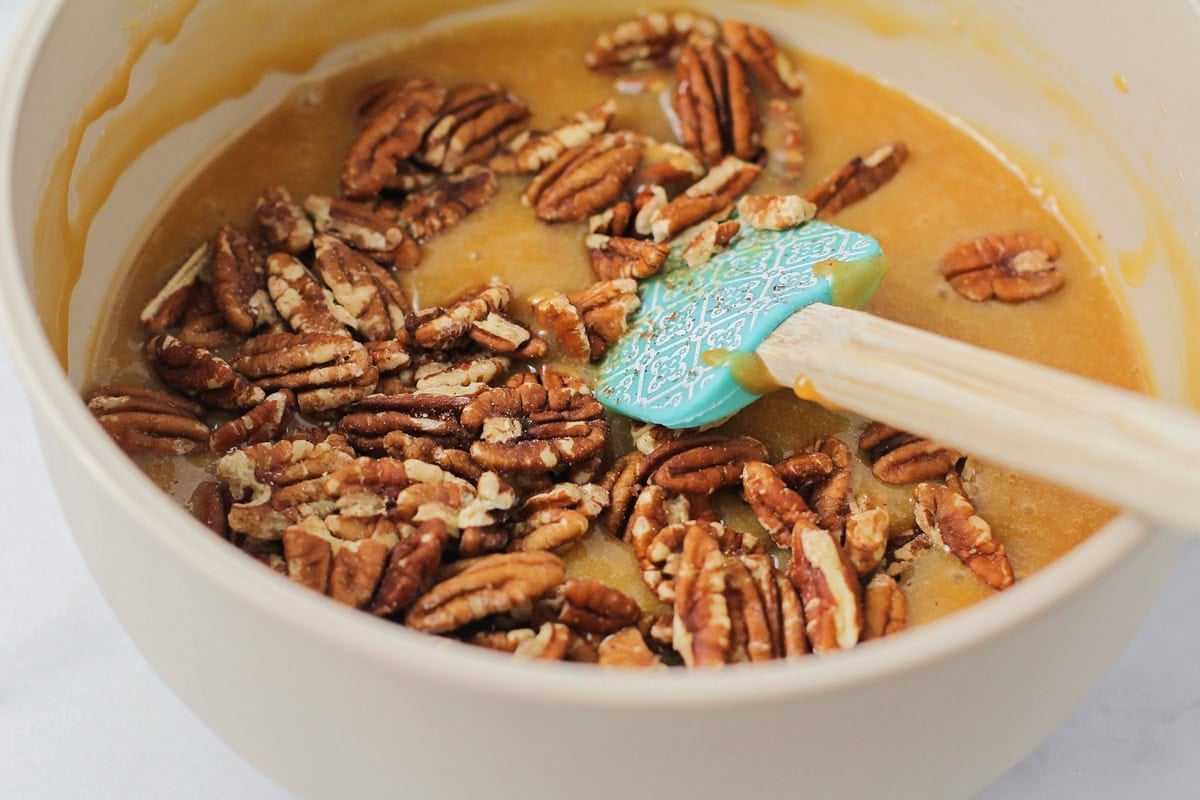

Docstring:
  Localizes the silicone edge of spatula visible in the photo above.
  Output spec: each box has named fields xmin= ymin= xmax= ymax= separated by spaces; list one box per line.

xmin=595 ymin=220 xmax=887 ymax=429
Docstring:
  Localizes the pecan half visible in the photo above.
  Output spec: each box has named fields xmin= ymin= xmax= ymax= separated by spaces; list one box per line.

xmin=597 ymin=627 xmax=664 ymax=668
xmin=586 ymin=234 xmax=671 ymax=281
xmin=210 ymin=389 xmax=296 ymax=454
xmin=804 ymin=142 xmax=909 ymax=218
xmin=494 ymin=100 xmax=617 ymax=175
xmin=859 ymin=422 xmax=962 ymax=485
xmin=643 ymin=519 xmax=764 ymax=603
xmin=339 ymin=390 xmax=473 ymax=454
xmin=599 ymin=451 xmax=646 ymax=535
xmin=312 ymin=234 xmax=411 ymax=341
xmin=672 ymin=524 xmax=731 ymax=667
xmin=211 ymin=225 xmax=276 ymax=334
xmin=177 ymin=281 xmax=241 ymax=349
xmin=736 ymin=194 xmax=815 ymax=230
xmin=531 ymin=279 xmax=640 ymax=361
xmin=420 ymin=83 xmax=530 ymax=174
xmin=522 ymin=133 xmax=642 ymax=224
xmin=461 ymin=382 xmax=609 ymax=473
xmin=234 ymin=332 xmax=377 ymax=414
xmin=555 ymin=578 xmax=641 ymax=635
xmin=721 ymin=19 xmax=804 ymax=97
xmin=843 ymin=503 xmax=890 ymax=577
xmin=140 ymin=243 xmax=208 ymax=333
xmin=648 ymin=156 xmax=762 ymax=242
xmin=283 ymin=515 xmax=397 ymax=609
xmin=632 ymin=136 xmax=706 ymax=186
xmin=680 ymin=218 xmax=740 ymax=268
xmin=740 ymin=554 xmax=808 ymax=659
xmin=411 ymin=282 xmax=512 ymax=350
xmin=588 ymin=201 xmax=635 ymax=237
xmin=304 ymin=195 xmax=422 ymax=271
xmin=191 ymin=480 xmax=231 ymax=539
xmin=803 ymin=437 xmax=853 ymax=532
xmin=913 ymin=480 xmax=1015 ymax=590
xmin=369 ymin=519 xmax=449 ymax=618
xmin=740 ymin=461 xmax=816 ymax=547
xmin=414 ymin=355 xmax=508 ymax=394
xmin=256 ymin=186 xmax=314 ymax=255
xmin=405 ymin=551 xmax=564 ymax=633
xmin=342 ymin=78 xmax=447 ymax=198
xmin=584 ymin=11 xmax=719 ymax=72
xmin=650 ymin=435 xmax=770 ymax=495
xmin=392 ymin=165 xmax=498 ymax=242
xmin=146 ymin=334 xmax=264 ymax=410
xmin=511 ymin=482 xmax=609 ymax=551
xmin=862 ymin=572 xmax=908 ymax=641
xmin=940 ymin=233 xmax=1065 ymax=303
xmin=468 ymin=312 xmax=546 ymax=358
xmin=266 ymin=253 xmax=356 ymax=336
xmin=789 ymin=522 xmax=863 ymax=654
xmin=674 ymin=36 xmax=761 ymax=168
xmin=85 ymin=384 xmax=209 ymax=456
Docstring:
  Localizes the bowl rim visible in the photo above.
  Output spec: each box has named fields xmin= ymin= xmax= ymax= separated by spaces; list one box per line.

xmin=0 ymin=0 xmax=1157 ymax=709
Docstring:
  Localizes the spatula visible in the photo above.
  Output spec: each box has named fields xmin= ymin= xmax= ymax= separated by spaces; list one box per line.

xmin=596 ymin=220 xmax=1200 ymax=532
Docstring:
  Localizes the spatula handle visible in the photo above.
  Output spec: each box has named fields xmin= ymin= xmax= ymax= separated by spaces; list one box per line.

xmin=758 ymin=303 xmax=1200 ymax=533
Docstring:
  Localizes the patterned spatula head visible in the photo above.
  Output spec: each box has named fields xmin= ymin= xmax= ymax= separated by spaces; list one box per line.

xmin=596 ymin=220 xmax=886 ymax=428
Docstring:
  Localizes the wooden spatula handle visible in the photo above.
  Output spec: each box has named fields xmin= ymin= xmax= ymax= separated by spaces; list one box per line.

xmin=759 ymin=303 xmax=1200 ymax=532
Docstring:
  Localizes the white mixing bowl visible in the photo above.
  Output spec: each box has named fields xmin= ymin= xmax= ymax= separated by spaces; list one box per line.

xmin=1 ymin=1 xmax=1196 ymax=797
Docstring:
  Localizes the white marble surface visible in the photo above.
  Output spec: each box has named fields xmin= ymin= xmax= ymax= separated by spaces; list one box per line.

xmin=1 ymin=2 xmax=1199 ymax=798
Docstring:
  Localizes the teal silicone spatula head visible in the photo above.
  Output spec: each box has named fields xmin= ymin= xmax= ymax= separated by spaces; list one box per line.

xmin=596 ymin=220 xmax=886 ymax=428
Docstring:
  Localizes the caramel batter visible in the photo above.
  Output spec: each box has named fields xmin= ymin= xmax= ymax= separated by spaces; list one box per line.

xmin=87 ymin=11 xmax=1148 ymax=626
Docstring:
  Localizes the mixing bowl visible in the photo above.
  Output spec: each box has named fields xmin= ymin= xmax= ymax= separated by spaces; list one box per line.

xmin=1 ymin=1 xmax=1196 ymax=797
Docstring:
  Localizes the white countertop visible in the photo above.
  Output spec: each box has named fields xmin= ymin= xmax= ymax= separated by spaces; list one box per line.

xmin=1 ymin=2 xmax=1198 ymax=797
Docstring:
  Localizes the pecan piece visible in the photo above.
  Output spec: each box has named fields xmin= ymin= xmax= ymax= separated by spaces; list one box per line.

xmin=721 ymin=18 xmax=804 ymax=97
xmin=461 ymin=382 xmax=609 ymax=473
xmin=522 ymin=133 xmax=642 ymax=224
xmin=650 ymin=435 xmax=770 ymax=495
xmin=862 ymin=572 xmax=908 ymax=641
xmin=511 ymin=483 xmax=609 ymax=552
xmin=256 ymin=186 xmax=313 ymax=255
xmin=369 ymin=519 xmax=449 ymax=618
xmin=210 ymin=389 xmax=296 ymax=454
xmin=531 ymin=278 xmax=640 ymax=361
xmin=85 ymin=384 xmax=209 ymax=456
xmin=191 ymin=480 xmax=231 ymax=539
xmin=140 ymin=243 xmax=207 ymax=333
xmin=584 ymin=11 xmax=719 ymax=72
xmin=789 ymin=522 xmax=863 ymax=654
xmin=342 ymin=78 xmax=447 ymax=198
xmin=411 ymin=282 xmax=512 ymax=350
xmin=146 ymin=334 xmax=264 ymax=410
xmin=234 ymin=332 xmax=377 ymax=414
xmin=859 ymin=422 xmax=962 ymax=485
xmin=266 ymin=254 xmax=356 ymax=336
xmin=586 ymin=234 xmax=671 ymax=281
xmin=405 ymin=551 xmax=565 ymax=633
xmin=392 ymin=165 xmax=498 ymax=242
xmin=844 ymin=502 xmax=890 ymax=577
xmin=282 ymin=515 xmax=396 ymax=609
xmin=804 ymin=142 xmax=909 ymax=218
xmin=914 ymin=480 xmax=1015 ymax=590
xmin=597 ymin=627 xmax=664 ymax=668
xmin=941 ymin=232 xmax=1065 ymax=303
xmin=211 ymin=225 xmax=276 ymax=334
xmin=304 ymin=194 xmax=422 ymax=271
xmin=648 ymin=156 xmax=762 ymax=242
xmin=764 ymin=98 xmax=806 ymax=180
xmin=672 ymin=524 xmax=731 ymax=667
xmin=588 ymin=201 xmax=635 ymax=237
xmin=740 ymin=461 xmax=815 ymax=547
xmin=674 ymin=36 xmax=761 ymax=168
xmin=680 ymin=218 xmax=740 ymax=268
xmin=420 ymin=83 xmax=530 ymax=174
xmin=736 ymin=194 xmax=815 ymax=231
xmin=312 ymin=234 xmax=411 ymax=341
xmin=494 ymin=100 xmax=617 ymax=175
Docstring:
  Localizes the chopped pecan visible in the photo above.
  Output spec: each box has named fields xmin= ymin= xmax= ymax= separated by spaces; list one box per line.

xmin=146 ymin=334 xmax=264 ymax=410
xmin=648 ymin=156 xmax=762 ymax=242
xmin=511 ymin=483 xmax=609 ymax=551
xmin=862 ymin=572 xmax=908 ymax=641
xmin=913 ymin=480 xmax=1014 ymax=590
xmin=282 ymin=515 xmax=397 ymax=609
xmin=210 ymin=389 xmax=296 ymax=454
xmin=461 ymin=382 xmax=609 ymax=473
xmin=177 ymin=281 xmax=241 ymax=349
xmin=339 ymin=390 xmax=473 ymax=454
xmin=804 ymin=142 xmax=909 ymax=217
xmin=312 ymin=234 xmax=411 ymax=342
xmin=342 ymin=78 xmax=447 ymax=198
xmin=764 ymin=98 xmax=806 ymax=180
xmin=494 ymin=100 xmax=617 ymax=174
xmin=859 ymin=422 xmax=962 ymax=485
xmin=266 ymin=254 xmax=356 ymax=335
xmin=597 ymin=627 xmax=664 ymax=668
xmin=522 ymin=133 xmax=643 ymax=224
xmin=140 ymin=243 xmax=207 ymax=333
xmin=740 ymin=461 xmax=815 ymax=547
xmin=940 ymin=233 xmax=1065 ymax=303
xmin=411 ymin=282 xmax=512 ymax=350
xmin=584 ymin=11 xmax=719 ymax=72
xmin=211 ymin=225 xmax=277 ymax=334
xmin=392 ymin=165 xmax=498 ymax=242
xmin=680 ymin=218 xmax=740 ymax=268
xmin=369 ymin=519 xmax=449 ymax=618
xmin=844 ymin=502 xmax=890 ymax=577
xmin=419 ymin=83 xmax=530 ymax=174
xmin=674 ymin=36 xmax=761 ymax=168
xmin=650 ymin=435 xmax=770 ymax=495
xmin=721 ymin=19 xmax=804 ymax=97
xmin=85 ymin=384 xmax=209 ymax=456
xmin=736 ymin=194 xmax=815 ymax=230
xmin=586 ymin=234 xmax=671 ymax=281
xmin=789 ymin=522 xmax=863 ymax=654
xmin=304 ymin=194 xmax=422 ymax=271
xmin=405 ymin=550 xmax=564 ymax=633
xmin=256 ymin=186 xmax=314 ymax=255
xmin=672 ymin=523 xmax=731 ymax=667
xmin=234 ymin=332 xmax=377 ymax=414
xmin=532 ymin=279 xmax=640 ymax=361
